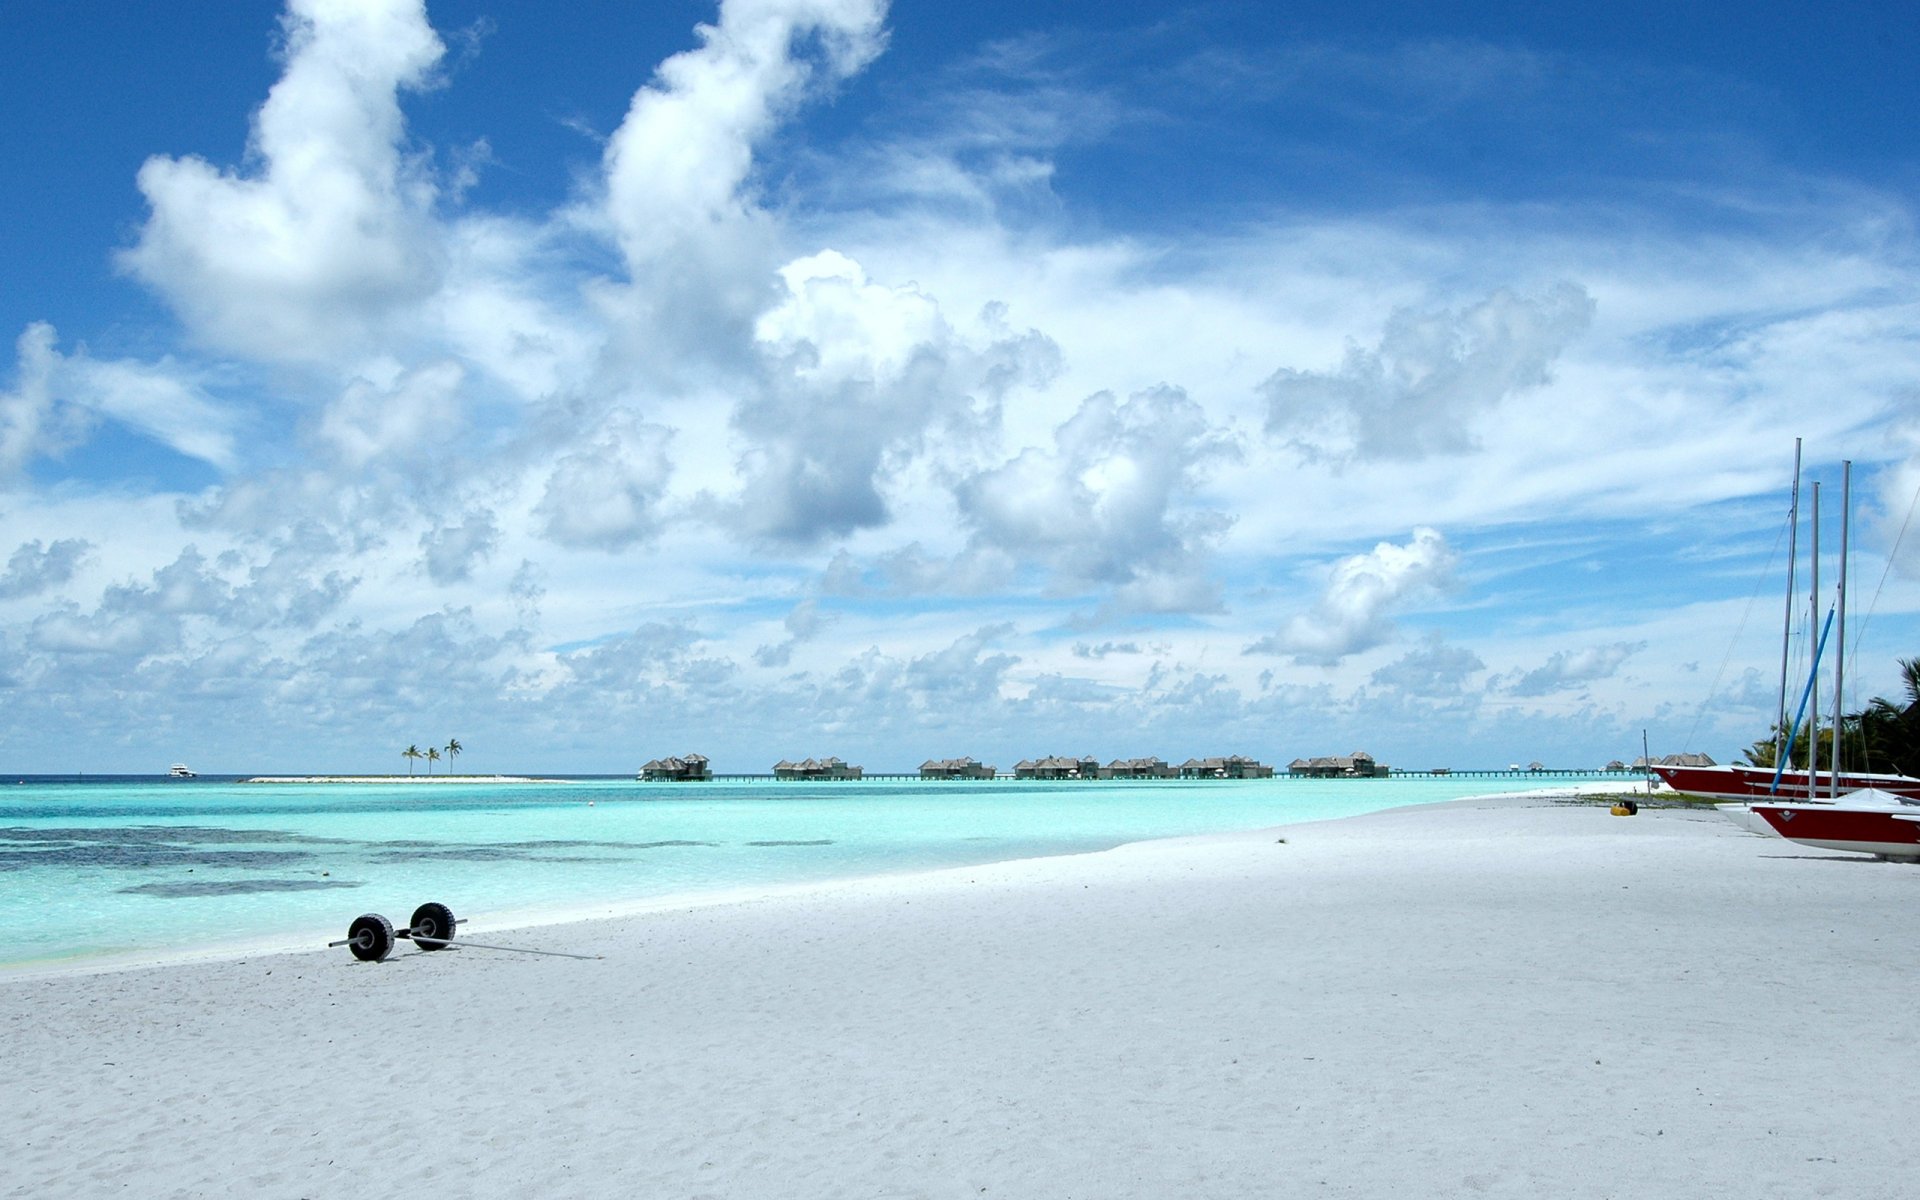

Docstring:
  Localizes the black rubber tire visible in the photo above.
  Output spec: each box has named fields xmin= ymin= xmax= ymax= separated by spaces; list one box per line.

xmin=347 ymin=913 xmax=394 ymax=962
xmin=409 ymin=901 xmax=456 ymax=950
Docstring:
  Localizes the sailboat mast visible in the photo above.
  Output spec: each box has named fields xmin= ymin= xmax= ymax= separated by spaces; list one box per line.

xmin=1775 ymin=438 xmax=1802 ymax=770
xmin=1808 ymin=481 xmax=1821 ymax=793
xmin=1831 ymin=461 xmax=1851 ymax=799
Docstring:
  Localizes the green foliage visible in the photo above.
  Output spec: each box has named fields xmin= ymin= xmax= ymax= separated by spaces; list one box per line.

xmin=1852 ymin=657 xmax=1920 ymax=776
xmin=1743 ymin=657 xmax=1920 ymax=777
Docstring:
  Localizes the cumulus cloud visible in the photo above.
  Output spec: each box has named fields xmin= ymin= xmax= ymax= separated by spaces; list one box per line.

xmin=12 ymin=0 xmax=1920 ymax=772
xmin=819 ymin=542 xmax=1017 ymax=597
xmin=317 ymin=360 xmax=466 ymax=470
xmin=1247 ymin=527 xmax=1456 ymax=664
xmin=535 ymin=412 xmax=675 ymax=550
xmin=1369 ymin=634 xmax=1486 ymax=695
xmin=0 ymin=539 xmax=91 ymax=600
xmin=1072 ymin=641 xmax=1141 ymax=658
xmin=420 ymin=510 xmax=499 ymax=585
xmin=0 ymin=324 xmax=72 ymax=483
xmin=1262 ymin=283 xmax=1593 ymax=462
xmin=1866 ymin=419 xmax=1920 ymax=579
xmin=904 ymin=624 xmax=1019 ymax=701
xmin=957 ymin=385 xmax=1234 ymax=601
xmin=599 ymin=0 xmax=887 ymax=275
xmin=754 ymin=598 xmax=830 ymax=667
xmin=121 ymin=0 xmax=447 ymax=360
xmin=732 ymin=250 xmax=1059 ymax=543
xmin=1502 ymin=640 xmax=1646 ymax=696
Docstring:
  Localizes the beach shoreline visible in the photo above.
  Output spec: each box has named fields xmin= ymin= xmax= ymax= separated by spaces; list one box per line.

xmin=1 ymin=784 xmax=1649 ymax=982
xmin=11 ymin=784 xmax=1912 ymax=1198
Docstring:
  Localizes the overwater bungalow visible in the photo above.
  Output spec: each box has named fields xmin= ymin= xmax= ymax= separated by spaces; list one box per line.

xmin=1101 ymin=757 xmax=1175 ymax=779
xmin=1013 ymin=755 xmax=1101 ymax=780
xmin=639 ymin=753 xmax=711 ymax=782
xmin=773 ymin=757 xmax=863 ymax=781
xmin=920 ymin=757 xmax=996 ymax=780
xmin=1178 ymin=755 xmax=1276 ymax=779
xmin=1286 ymin=752 xmax=1384 ymax=778
xmin=1629 ymin=752 xmax=1716 ymax=770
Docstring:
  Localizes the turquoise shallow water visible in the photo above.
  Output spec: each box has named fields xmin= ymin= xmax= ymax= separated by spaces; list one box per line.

xmin=0 ymin=774 xmax=1607 ymax=969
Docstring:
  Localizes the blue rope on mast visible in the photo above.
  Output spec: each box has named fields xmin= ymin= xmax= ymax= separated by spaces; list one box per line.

xmin=1770 ymin=605 xmax=1835 ymax=796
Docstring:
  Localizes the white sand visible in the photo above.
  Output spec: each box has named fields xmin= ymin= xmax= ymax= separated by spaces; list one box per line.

xmin=5 ymin=794 xmax=1917 ymax=1198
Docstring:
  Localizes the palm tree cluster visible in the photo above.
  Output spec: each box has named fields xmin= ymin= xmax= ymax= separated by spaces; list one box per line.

xmin=1855 ymin=658 xmax=1920 ymax=776
xmin=402 ymin=739 xmax=463 ymax=776
xmin=1742 ymin=657 xmax=1920 ymax=776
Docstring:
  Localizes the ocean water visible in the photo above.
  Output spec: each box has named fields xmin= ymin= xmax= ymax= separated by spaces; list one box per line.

xmin=0 ymin=774 xmax=1610 ymax=970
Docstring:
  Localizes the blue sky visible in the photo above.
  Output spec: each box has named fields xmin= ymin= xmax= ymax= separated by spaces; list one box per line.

xmin=3 ymin=0 xmax=1917 ymax=774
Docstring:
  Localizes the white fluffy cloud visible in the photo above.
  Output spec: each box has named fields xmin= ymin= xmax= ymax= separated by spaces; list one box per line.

xmin=1262 ymin=283 xmax=1594 ymax=462
xmin=600 ymin=0 xmax=887 ymax=273
xmin=535 ymin=413 xmax=676 ymax=551
xmin=957 ymin=385 xmax=1233 ymax=602
xmin=420 ymin=510 xmax=500 ymax=585
xmin=0 ymin=539 xmax=90 ymax=601
xmin=0 ymin=324 xmax=67 ymax=483
xmin=1503 ymin=641 xmax=1647 ymax=696
xmin=122 ymin=0 xmax=447 ymax=361
xmin=1247 ymin=527 xmax=1457 ymax=664
xmin=1 ymin=323 xmax=236 ymax=480
xmin=732 ymin=249 xmax=1058 ymax=542
xmin=317 ymin=360 xmax=466 ymax=470
xmin=4 ymin=1 xmax=1919 ymax=770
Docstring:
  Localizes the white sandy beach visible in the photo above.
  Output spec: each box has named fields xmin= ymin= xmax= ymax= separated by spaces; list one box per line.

xmin=5 ymin=793 xmax=1918 ymax=1198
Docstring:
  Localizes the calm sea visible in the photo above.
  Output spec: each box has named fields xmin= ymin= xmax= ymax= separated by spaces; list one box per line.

xmin=0 ymin=774 xmax=1611 ymax=971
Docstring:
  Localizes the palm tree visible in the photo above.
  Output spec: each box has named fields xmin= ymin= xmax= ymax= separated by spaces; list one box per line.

xmin=427 ymin=747 xmax=441 ymax=775
xmin=445 ymin=738 xmax=462 ymax=776
xmin=1853 ymin=656 xmax=1920 ymax=777
xmin=403 ymin=745 xmax=423 ymax=776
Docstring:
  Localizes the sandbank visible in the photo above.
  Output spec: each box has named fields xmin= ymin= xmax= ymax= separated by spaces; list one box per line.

xmin=4 ymin=792 xmax=1916 ymax=1198
xmin=237 ymin=774 xmax=567 ymax=784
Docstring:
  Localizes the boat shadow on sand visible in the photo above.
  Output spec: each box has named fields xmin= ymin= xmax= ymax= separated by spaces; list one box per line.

xmin=1757 ymin=852 xmax=1920 ymax=865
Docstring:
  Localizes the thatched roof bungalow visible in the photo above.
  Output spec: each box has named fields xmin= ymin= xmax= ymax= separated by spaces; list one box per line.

xmin=639 ymin=753 xmax=711 ymax=782
xmin=1014 ymin=755 xmax=1100 ymax=780
xmin=773 ymin=756 xmax=863 ymax=781
xmin=920 ymin=757 xmax=996 ymax=780
xmin=1287 ymin=751 xmax=1385 ymax=778
xmin=1178 ymin=755 xmax=1276 ymax=779
xmin=1101 ymin=757 xmax=1174 ymax=779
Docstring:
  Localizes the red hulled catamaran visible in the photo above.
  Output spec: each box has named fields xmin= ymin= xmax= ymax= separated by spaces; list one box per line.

xmin=1658 ymin=453 xmax=1920 ymax=855
xmin=1749 ymin=788 xmax=1920 ymax=861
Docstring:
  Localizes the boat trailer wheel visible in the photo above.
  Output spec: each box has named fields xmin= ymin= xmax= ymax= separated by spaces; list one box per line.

xmin=329 ymin=904 xmax=461 ymax=962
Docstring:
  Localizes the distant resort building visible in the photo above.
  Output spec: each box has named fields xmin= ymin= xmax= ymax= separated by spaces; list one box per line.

xmin=1629 ymin=752 xmax=1716 ymax=770
xmin=1179 ymin=755 xmax=1276 ymax=779
xmin=1287 ymin=751 xmax=1387 ymax=778
xmin=1102 ymin=757 xmax=1175 ymax=780
xmin=774 ymin=756 xmax=863 ymax=781
xmin=920 ymin=757 xmax=996 ymax=780
xmin=639 ymin=753 xmax=710 ymax=782
xmin=1605 ymin=760 xmax=1629 ymax=772
xmin=1014 ymin=755 xmax=1101 ymax=780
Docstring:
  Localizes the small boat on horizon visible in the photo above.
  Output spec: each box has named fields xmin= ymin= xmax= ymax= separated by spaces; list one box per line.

xmin=169 ymin=763 xmax=195 ymax=778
